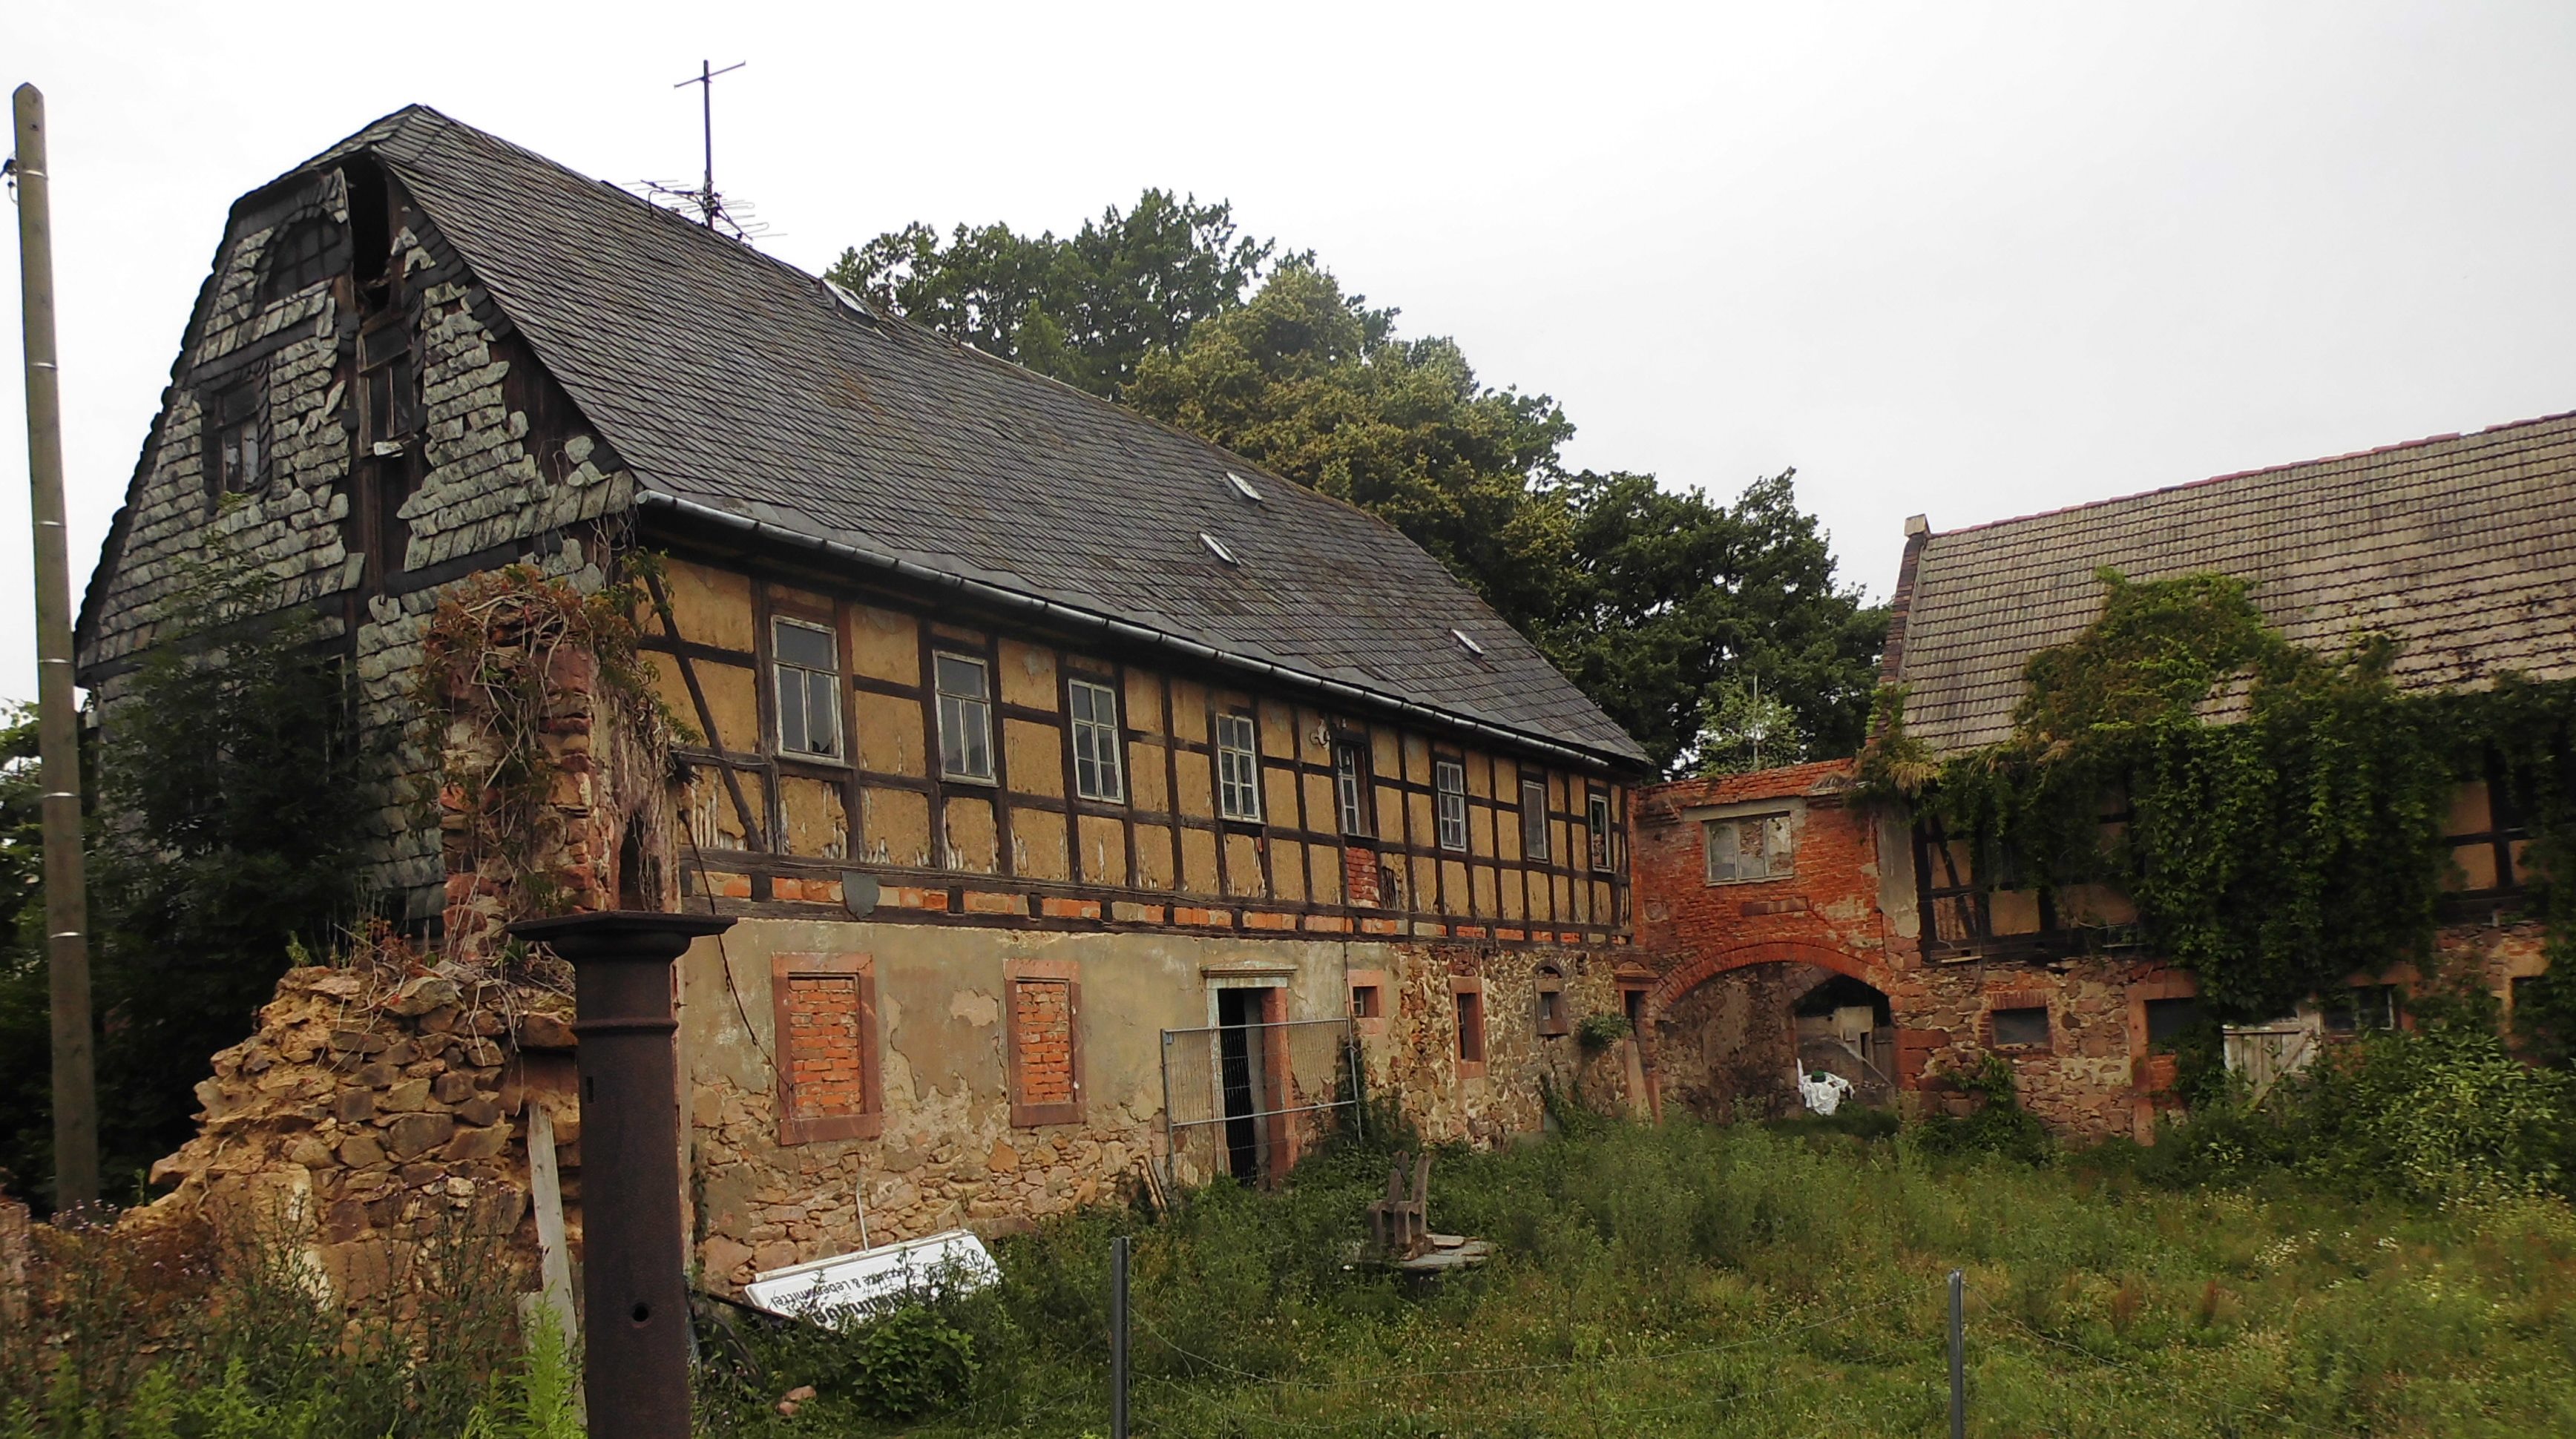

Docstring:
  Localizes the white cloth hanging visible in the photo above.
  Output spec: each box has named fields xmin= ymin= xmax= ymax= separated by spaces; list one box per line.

xmin=1796 ymin=1064 xmax=1854 ymax=1116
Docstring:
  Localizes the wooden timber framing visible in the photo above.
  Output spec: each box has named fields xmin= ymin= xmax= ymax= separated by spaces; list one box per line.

xmin=633 ymin=534 xmax=1637 ymax=946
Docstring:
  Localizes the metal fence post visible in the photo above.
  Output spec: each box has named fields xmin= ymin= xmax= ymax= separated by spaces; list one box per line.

xmin=1111 ymin=1234 xmax=1131 ymax=1439
xmin=1948 ymin=1268 xmax=1966 ymax=1439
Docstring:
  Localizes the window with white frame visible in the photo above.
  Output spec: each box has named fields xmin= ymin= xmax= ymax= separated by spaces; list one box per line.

xmin=1704 ymin=811 xmax=1793 ymax=883
xmin=1588 ymin=792 xmax=1615 ymax=871
xmin=1216 ymin=712 xmax=1262 ymax=821
xmin=934 ymin=653 xmax=994 ymax=781
xmin=1068 ymin=676 xmax=1125 ymax=802
xmin=1434 ymin=759 xmax=1468 ymax=851
xmin=771 ymin=617 xmax=841 ymax=759
xmin=1334 ymin=740 xmax=1371 ymax=837
xmin=1520 ymin=777 xmax=1549 ymax=860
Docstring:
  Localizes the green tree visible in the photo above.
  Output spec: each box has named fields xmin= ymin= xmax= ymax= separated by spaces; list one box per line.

xmin=85 ymin=536 xmax=382 ymax=1197
xmin=0 ymin=705 xmax=53 ymax=1202
xmin=827 ymin=189 xmax=1275 ymax=397
xmin=1545 ymin=469 xmax=1887 ymax=774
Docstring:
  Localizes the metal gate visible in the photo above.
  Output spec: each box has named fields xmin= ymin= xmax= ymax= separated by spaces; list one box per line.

xmin=1160 ymin=1017 xmax=1360 ymax=1188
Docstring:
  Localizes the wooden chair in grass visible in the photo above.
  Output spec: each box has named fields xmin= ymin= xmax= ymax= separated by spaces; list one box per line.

xmin=1368 ymin=1150 xmax=1432 ymax=1260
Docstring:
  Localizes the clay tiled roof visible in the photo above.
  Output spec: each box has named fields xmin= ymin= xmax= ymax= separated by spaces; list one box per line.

xmin=321 ymin=108 xmax=1650 ymax=768
xmin=1890 ymin=412 xmax=2576 ymax=756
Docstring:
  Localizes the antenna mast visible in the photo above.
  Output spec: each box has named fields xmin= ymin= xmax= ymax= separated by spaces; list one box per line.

xmin=674 ymin=59 xmax=746 ymax=228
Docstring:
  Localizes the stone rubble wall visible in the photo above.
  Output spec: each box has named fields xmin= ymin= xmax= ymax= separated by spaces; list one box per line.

xmin=127 ymin=962 xmax=580 ymax=1319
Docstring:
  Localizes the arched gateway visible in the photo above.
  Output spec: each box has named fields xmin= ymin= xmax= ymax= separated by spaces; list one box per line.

xmin=1640 ymin=940 xmax=1904 ymax=1121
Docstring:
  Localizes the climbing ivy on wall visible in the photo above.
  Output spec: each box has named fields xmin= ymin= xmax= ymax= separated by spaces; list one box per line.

xmin=1863 ymin=569 xmax=2576 ymax=1029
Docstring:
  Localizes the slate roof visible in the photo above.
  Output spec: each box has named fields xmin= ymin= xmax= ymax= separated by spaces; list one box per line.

xmin=321 ymin=108 xmax=1646 ymax=768
xmin=1889 ymin=411 xmax=2576 ymax=757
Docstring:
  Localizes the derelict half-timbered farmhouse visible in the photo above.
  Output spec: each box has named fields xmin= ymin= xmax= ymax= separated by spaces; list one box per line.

xmin=76 ymin=108 xmax=1662 ymax=1288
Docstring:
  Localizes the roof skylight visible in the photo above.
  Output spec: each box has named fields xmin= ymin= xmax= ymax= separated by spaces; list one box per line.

xmin=1200 ymin=532 xmax=1239 ymax=564
xmin=1226 ymin=470 xmax=1264 ymax=503
xmin=1452 ymin=628 xmax=1486 ymax=656
xmin=821 ymin=277 xmax=875 ymax=320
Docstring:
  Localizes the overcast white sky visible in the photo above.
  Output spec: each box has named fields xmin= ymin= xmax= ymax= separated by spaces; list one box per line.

xmin=5 ymin=1 xmax=2574 ymax=706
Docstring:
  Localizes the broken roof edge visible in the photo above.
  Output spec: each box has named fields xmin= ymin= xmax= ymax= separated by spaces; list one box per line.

xmin=640 ymin=490 xmax=1653 ymax=774
xmin=1921 ymin=407 xmax=2576 ymax=544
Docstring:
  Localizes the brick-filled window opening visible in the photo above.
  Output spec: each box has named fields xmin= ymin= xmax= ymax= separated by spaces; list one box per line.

xmin=1454 ymin=985 xmax=1487 ymax=1070
xmin=1588 ymin=792 xmax=1615 ymax=871
xmin=772 ymin=617 xmax=843 ymax=760
xmin=1068 ymin=677 xmax=1125 ymax=802
xmin=208 ymin=383 xmax=265 ymax=496
xmin=770 ymin=954 xmax=880 ymax=1144
xmin=935 ymin=652 xmax=995 ymax=781
xmin=1705 ymin=812 xmax=1793 ymax=883
xmin=1350 ymin=982 xmax=1381 ymax=1020
xmin=1216 ymin=712 xmax=1263 ymax=821
xmin=1008 ymin=969 xmax=1083 ymax=1127
xmin=2325 ymin=984 xmax=2403 ymax=1035
xmin=1520 ymin=777 xmax=1550 ymax=860
xmin=1334 ymin=741 xmax=1372 ymax=837
xmin=1991 ymin=1005 xmax=2051 ymax=1048
xmin=1534 ymin=964 xmax=1569 ymax=1037
xmin=1435 ymin=759 xmax=1469 ymax=851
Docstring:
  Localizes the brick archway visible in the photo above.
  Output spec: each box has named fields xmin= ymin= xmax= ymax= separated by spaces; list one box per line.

xmin=1640 ymin=940 xmax=1890 ymax=1031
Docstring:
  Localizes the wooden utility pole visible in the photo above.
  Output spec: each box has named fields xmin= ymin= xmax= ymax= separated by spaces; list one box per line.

xmin=11 ymin=82 xmax=99 ymax=1209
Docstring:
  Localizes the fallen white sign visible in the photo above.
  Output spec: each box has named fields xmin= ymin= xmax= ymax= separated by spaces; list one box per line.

xmin=743 ymin=1229 xmax=999 ymax=1327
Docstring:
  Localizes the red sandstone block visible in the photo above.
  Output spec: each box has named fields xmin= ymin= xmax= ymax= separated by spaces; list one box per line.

xmin=1243 ymin=911 xmax=1296 ymax=931
xmin=1455 ymin=926 xmax=1489 ymax=939
xmin=1359 ymin=918 xmax=1402 ymax=935
xmin=1113 ymin=902 xmax=1166 ymax=924
xmin=1039 ymin=897 xmax=1104 ymax=920
xmin=711 ymin=872 xmax=752 ymax=899
xmin=1302 ymin=915 xmax=1353 ymax=933
xmin=964 ymin=890 xmax=1023 ymax=915
xmin=1495 ymin=928 xmax=1526 ymax=941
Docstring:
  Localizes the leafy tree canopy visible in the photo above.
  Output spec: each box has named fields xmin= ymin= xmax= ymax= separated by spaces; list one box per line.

xmin=839 ymin=205 xmax=1886 ymax=774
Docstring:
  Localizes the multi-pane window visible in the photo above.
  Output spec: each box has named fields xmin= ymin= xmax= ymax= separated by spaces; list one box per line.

xmin=1216 ymin=713 xmax=1262 ymax=821
xmin=935 ymin=653 xmax=994 ymax=781
xmin=1068 ymin=677 xmax=1124 ymax=802
xmin=1588 ymin=793 xmax=1616 ymax=871
xmin=258 ymin=216 xmax=335 ymax=304
xmin=1434 ymin=760 xmax=1469 ymax=851
xmin=2325 ymin=984 xmax=2403 ymax=1035
xmin=360 ymin=323 xmax=418 ymax=446
xmin=1334 ymin=741 xmax=1371 ymax=837
xmin=1520 ymin=777 xmax=1549 ymax=860
xmin=1704 ymin=812 xmax=1793 ymax=883
xmin=772 ymin=618 xmax=841 ymax=759
xmin=208 ymin=384 xmax=263 ymax=495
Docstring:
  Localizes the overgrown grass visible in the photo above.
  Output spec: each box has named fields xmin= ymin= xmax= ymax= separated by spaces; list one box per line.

xmin=703 ymin=1119 xmax=2576 ymax=1438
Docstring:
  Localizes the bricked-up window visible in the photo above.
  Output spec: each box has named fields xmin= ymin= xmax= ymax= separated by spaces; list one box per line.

xmin=1217 ymin=712 xmax=1263 ymax=821
xmin=1007 ymin=961 xmax=1084 ymax=1126
xmin=1435 ymin=759 xmax=1469 ymax=851
xmin=1991 ymin=1005 xmax=2051 ymax=1048
xmin=1704 ymin=812 xmax=1793 ymax=883
xmin=1588 ymin=792 xmax=1616 ymax=871
xmin=1335 ymin=741 xmax=1373 ymax=836
xmin=769 ymin=953 xmax=881 ymax=1143
xmin=1068 ymin=677 xmax=1125 ymax=802
xmin=2325 ymin=984 xmax=2403 ymax=1035
xmin=1520 ymin=777 xmax=1549 ymax=860
xmin=1450 ymin=978 xmax=1488 ymax=1077
xmin=772 ymin=618 xmax=842 ymax=760
xmin=935 ymin=653 xmax=995 ymax=781
xmin=1534 ymin=963 xmax=1569 ymax=1037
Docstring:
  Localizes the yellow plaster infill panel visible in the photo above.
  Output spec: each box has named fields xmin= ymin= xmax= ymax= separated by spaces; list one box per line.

xmin=1295 ymin=707 xmax=1333 ymax=763
xmin=855 ymin=690 xmax=926 ymax=777
xmin=1407 ymin=792 xmax=1434 ymax=849
xmin=1301 ymin=773 xmax=1336 ymax=832
xmin=1305 ymin=842 xmax=1343 ymax=906
xmin=944 ymin=795 xmax=999 ymax=874
xmin=863 ymin=784 xmax=934 ymax=868
xmin=1171 ymin=679 xmax=1209 ymax=743
xmin=694 ymin=659 xmax=760 ymax=755
xmin=1173 ymin=750 xmax=1214 ymax=820
xmin=1402 ymin=734 xmax=1430 ymax=785
xmin=1076 ymin=814 xmax=1127 ymax=887
xmin=1004 ymin=719 xmax=1065 ymax=798
xmin=1443 ymin=860 xmax=1472 ymax=915
xmin=1374 ymin=783 xmax=1404 ymax=843
xmin=1011 ymin=806 xmax=1071 ymax=881
xmin=684 ymin=765 xmax=751 ymax=849
xmin=779 ymin=776 xmax=850 ymax=859
xmin=660 ymin=558 xmax=755 ymax=653
xmin=645 ymin=659 xmax=700 ymax=745
xmin=1134 ymin=822 xmax=1176 ymax=890
xmin=1263 ymin=768 xmax=1300 ymax=831
xmin=1371 ymin=727 xmax=1400 ymax=781
xmin=1224 ymin=834 xmax=1266 ymax=898
xmin=1501 ymin=872 xmax=1525 ymax=921
xmin=1258 ymin=699 xmax=1296 ymax=759
xmin=1412 ymin=854 xmax=1439 ymax=912
xmin=1272 ymin=846 xmax=1308 ymax=904
xmin=1179 ymin=825 xmax=1219 ymax=895
xmin=769 ymin=581 xmax=833 ymax=618
xmin=1471 ymin=804 xmax=1496 ymax=859
xmin=1467 ymin=753 xmax=1494 ymax=799
xmin=1470 ymin=864 xmax=1496 ymax=918
xmin=998 ymin=639 xmax=1058 ymax=711
xmin=849 ymin=605 xmax=920 ymax=685
xmin=1127 ymin=739 xmax=1169 ymax=811
xmin=1124 ymin=670 xmax=1166 ymax=735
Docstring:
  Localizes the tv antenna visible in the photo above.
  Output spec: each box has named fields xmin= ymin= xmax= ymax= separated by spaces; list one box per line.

xmin=674 ymin=59 xmax=745 ymax=228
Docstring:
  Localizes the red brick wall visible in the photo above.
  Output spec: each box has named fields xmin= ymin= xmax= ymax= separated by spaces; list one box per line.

xmin=1633 ymin=762 xmax=1890 ymax=973
xmin=1013 ymin=981 xmax=1076 ymax=1107
xmin=784 ymin=975 xmax=868 ymax=1120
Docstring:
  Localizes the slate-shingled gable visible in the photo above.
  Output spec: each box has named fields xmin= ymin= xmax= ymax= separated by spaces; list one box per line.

xmin=296 ymin=105 xmax=1647 ymax=768
xmin=1890 ymin=411 xmax=2576 ymax=756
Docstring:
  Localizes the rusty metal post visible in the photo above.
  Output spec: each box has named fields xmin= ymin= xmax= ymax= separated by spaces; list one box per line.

xmin=510 ymin=911 xmax=734 ymax=1439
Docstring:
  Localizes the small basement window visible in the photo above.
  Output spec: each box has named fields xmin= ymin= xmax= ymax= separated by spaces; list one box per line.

xmin=935 ymin=653 xmax=995 ymax=781
xmin=1216 ymin=712 xmax=1263 ymax=821
xmin=1991 ymin=1006 xmax=2051 ymax=1048
xmin=1705 ymin=812 xmax=1793 ymax=884
xmin=1068 ymin=677 xmax=1125 ymax=803
xmin=1434 ymin=759 xmax=1469 ymax=851
xmin=772 ymin=617 xmax=842 ymax=760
